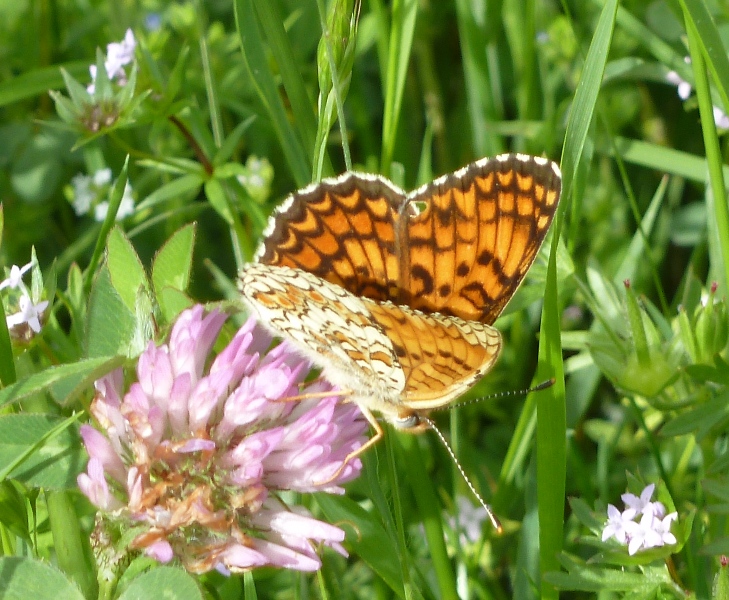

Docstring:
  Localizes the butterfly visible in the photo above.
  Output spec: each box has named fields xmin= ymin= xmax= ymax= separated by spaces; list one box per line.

xmin=239 ymin=153 xmax=561 ymax=452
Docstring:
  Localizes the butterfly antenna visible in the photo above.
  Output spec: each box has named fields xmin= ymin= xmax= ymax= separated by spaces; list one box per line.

xmin=434 ymin=378 xmax=555 ymax=412
xmin=420 ymin=414 xmax=503 ymax=534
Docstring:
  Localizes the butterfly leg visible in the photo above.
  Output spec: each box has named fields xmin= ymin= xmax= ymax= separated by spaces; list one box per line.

xmin=314 ymin=406 xmax=384 ymax=486
xmin=276 ymin=388 xmax=352 ymax=403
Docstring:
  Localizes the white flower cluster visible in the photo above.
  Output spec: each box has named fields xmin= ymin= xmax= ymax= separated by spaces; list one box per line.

xmin=88 ymin=29 xmax=136 ymax=94
xmin=69 ymin=168 xmax=135 ymax=221
xmin=1 ymin=261 xmax=48 ymax=335
xmin=602 ymin=484 xmax=677 ymax=555
xmin=237 ymin=155 xmax=273 ymax=202
xmin=666 ymin=57 xmax=729 ymax=129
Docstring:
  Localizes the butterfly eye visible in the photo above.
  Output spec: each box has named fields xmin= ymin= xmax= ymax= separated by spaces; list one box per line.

xmin=391 ymin=413 xmax=423 ymax=431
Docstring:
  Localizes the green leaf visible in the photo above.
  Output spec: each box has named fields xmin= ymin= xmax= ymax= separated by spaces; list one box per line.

xmin=0 ymin=356 xmax=122 ymax=409
xmin=0 ymin=414 xmax=84 ymax=489
xmin=152 ymin=224 xmax=195 ymax=295
xmin=117 ymin=567 xmax=203 ymax=600
xmin=316 ymin=493 xmax=406 ymax=599
xmin=680 ymin=0 xmax=729 ymax=113
xmin=713 ymin=559 xmax=729 ymax=600
xmin=156 ymin=288 xmax=194 ymax=324
xmin=135 ymin=173 xmax=204 ymax=213
xmin=86 ymin=266 xmax=136 ymax=358
xmin=107 ymin=227 xmax=148 ymax=314
xmin=204 ymin=178 xmax=234 ymax=225
xmin=59 ymin=67 xmax=92 ymax=110
xmin=0 ymin=481 xmax=31 ymax=542
xmin=380 ymin=0 xmax=418 ymax=175
xmin=0 ymin=557 xmax=84 ymax=600
xmin=661 ymin=392 xmax=729 ymax=439
xmin=0 ymin=62 xmax=87 ymax=107
xmin=213 ymin=116 xmax=256 ymax=166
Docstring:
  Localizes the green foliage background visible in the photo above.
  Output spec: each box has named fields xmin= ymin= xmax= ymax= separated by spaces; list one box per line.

xmin=1 ymin=0 xmax=729 ymax=598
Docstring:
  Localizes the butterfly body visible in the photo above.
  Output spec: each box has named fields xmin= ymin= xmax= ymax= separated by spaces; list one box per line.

xmin=239 ymin=153 xmax=561 ymax=429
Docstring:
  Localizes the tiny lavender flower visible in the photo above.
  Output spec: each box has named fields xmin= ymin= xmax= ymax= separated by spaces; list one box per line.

xmin=78 ymin=306 xmax=367 ymax=574
xmin=602 ymin=483 xmax=678 ymax=555
xmin=88 ymin=29 xmax=137 ymax=93
xmin=601 ymin=504 xmax=636 ymax=545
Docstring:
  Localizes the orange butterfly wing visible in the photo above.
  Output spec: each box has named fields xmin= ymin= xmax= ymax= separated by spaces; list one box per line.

xmin=255 ymin=173 xmax=412 ymax=302
xmin=366 ymin=301 xmax=501 ymax=408
xmin=255 ymin=154 xmax=560 ymax=325
xmin=399 ymin=154 xmax=561 ymax=324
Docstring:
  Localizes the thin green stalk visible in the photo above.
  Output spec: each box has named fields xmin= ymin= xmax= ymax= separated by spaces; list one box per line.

xmin=314 ymin=0 xmax=356 ymax=177
xmin=683 ymin=8 xmax=729 ymax=294
xmin=386 ymin=436 xmax=415 ymax=600
xmin=196 ymin=4 xmax=223 ymax=148
xmin=398 ymin=433 xmax=458 ymax=600
xmin=380 ymin=0 xmax=418 ymax=175
xmin=0 ymin=299 xmax=15 ymax=387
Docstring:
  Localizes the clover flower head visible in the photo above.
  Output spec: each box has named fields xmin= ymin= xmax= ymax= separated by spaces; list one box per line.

xmin=602 ymin=483 xmax=678 ymax=555
xmin=78 ymin=306 xmax=367 ymax=574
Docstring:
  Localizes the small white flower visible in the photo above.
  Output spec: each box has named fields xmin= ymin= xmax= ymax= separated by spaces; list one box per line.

xmin=714 ymin=106 xmax=729 ymax=130
xmin=6 ymin=294 xmax=49 ymax=333
xmin=0 ymin=262 xmax=32 ymax=291
xmin=601 ymin=504 xmax=636 ymax=544
xmin=651 ymin=512 xmax=678 ymax=547
xmin=604 ymin=483 xmax=679 ymax=555
xmin=449 ymin=496 xmax=489 ymax=545
xmin=626 ymin=511 xmax=655 ymax=555
xmin=93 ymin=168 xmax=113 ymax=187
xmin=94 ymin=201 xmax=110 ymax=222
xmin=105 ymin=29 xmax=136 ymax=82
xmin=71 ymin=173 xmax=95 ymax=216
xmin=88 ymin=29 xmax=136 ymax=92
xmin=622 ymin=483 xmax=656 ymax=514
xmin=666 ymin=71 xmax=692 ymax=100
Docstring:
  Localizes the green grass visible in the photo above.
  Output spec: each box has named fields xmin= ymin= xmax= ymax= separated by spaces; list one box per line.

xmin=1 ymin=0 xmax=729 ymax=598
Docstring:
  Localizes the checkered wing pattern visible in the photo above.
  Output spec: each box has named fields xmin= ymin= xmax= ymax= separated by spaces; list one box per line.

xmin=240 ymin=264 xmax=502 ymax=419
xmin=240 ymin=153 xmax=561 ymax=421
